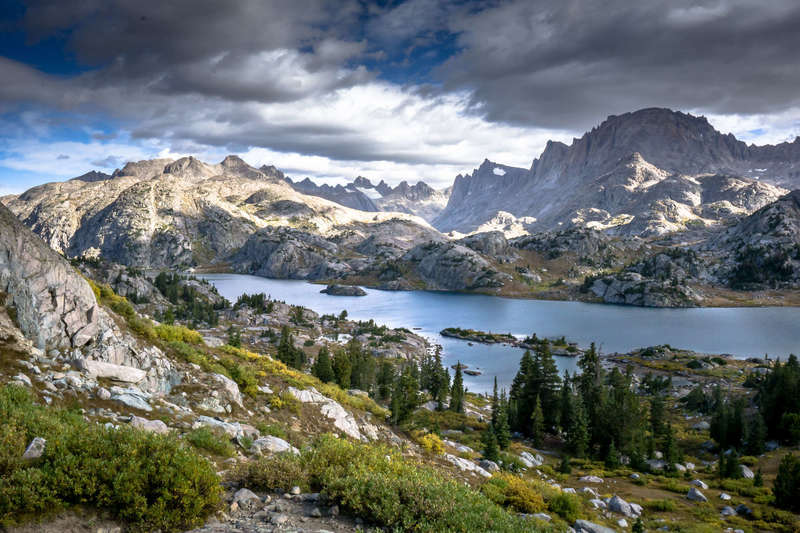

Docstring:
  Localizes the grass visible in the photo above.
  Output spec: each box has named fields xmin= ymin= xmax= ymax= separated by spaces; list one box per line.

xmin=0 ymin=385 xmax=220 ymax=531
xmin=232 ymin=434 xmax=547 ymax=532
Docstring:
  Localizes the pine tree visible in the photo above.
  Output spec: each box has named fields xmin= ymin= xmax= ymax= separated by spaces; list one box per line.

xmin=559 ymin=372 xmax=574 ymax=433
xmin=605 ymin=441 xmax=620 ymax=469
xmin=277 ymin=325 xmax=305 ymax=368
xmin=482 ymin=424 xmax=500 ymax=462
xmin=754 ymin=468 xmax=764 ymax=487
xmin=663 ymin=422 xmax=677 ymax=469
xmin=567 ymin=395 xmax=589 ymax=458
xmin=537 ymin=343 xmax=562 ymax=430
xmin=531 ymin=395 xmax=545 ymax=447
xmin=650 ymin=394 xmax=665 ymax=441
xmin=312 ymin=346 xmax=335 ymax=383
xmin=390 ymin=366 xmax=420 ymax=425
xmin=227 ymin=325 xmax=242 ymax=348
xmin=376 ymin=361 xmax=395 ymax=401
xmin=746 ymin=413 xmax=767 ymax=456
xmin=495 ymin=389 xmax=512 ymax=450
xmin=774 ymin=453 xmax=800 ymax=512
xmin=332 ymin=348 xmax=352 ymax=389
xmin=450 ymin=362 xmax=465 ymax=414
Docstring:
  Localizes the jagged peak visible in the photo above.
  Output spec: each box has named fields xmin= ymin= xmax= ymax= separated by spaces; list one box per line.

xmin=352 ymin=176 xmax=374 ymax=188
xmin=220 ymin=154 xmax=248 ymax=168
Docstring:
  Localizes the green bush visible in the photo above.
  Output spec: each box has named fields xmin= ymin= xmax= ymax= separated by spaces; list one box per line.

xmin=233 ymin=434 xmax=533 ymax=532
xmin=548 ymin=492 xmax=582 ymax=523
xmin=481 ymin=473 xmax=546 ymax=513
xmin=0 ymin=385 xmax=220 ymax=531
xmin=185 ymin=427 xmax=235 ymax=457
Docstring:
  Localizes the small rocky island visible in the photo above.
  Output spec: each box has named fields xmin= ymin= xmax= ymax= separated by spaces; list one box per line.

xmin=319 ymin=284 xmax=367 ymax=296
xmin=441 ymin=327 xmax=582 ymax=356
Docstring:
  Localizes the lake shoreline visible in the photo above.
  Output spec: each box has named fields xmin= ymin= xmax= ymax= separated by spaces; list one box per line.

xmin=191 ymin=267 xmax=800 ymax=309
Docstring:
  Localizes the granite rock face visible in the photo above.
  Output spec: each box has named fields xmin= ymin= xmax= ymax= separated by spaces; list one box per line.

xmin=0 ymin=204 xmax=177 ymax=394
xmin=401 ymin=241 xmax=511 ymax=290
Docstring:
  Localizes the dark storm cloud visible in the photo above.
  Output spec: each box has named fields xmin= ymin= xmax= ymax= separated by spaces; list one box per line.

xmin=21 ymin=0 xmax=367 ymax=103
xmin=3 ymin=0 xmax=800 ymax=178
xmin=438 ymin=0 xmax=800 ymax=129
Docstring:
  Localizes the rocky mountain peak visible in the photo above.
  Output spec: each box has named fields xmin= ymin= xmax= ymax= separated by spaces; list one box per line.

xmin=70 ymin=170 xmax=112 ymax=183
xmin=353 ymin=176 xmax=374 ymax=188
xmin=259 ymin=164 xmax=286 ymax=181
xmin=111 ymin=158 xmax=174 ymax=179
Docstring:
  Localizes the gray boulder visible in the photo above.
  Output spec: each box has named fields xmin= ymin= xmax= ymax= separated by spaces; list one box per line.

xmin=22 ymin=437 xmax=46 ymax=460
xmin=687 ymin=488 xmax=707 ymax=502
xmin=608 ymin=495 xmax=635 ymax=518
xmin=574 ymin=519 xmax=617 ymax=533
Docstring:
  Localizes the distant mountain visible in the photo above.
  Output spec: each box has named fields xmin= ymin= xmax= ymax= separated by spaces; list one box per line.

xmin=435 ymin=108 xmax=798 ymax=235
xmin=2 ymin=156 xmax=509 ymax=291
xmin=285 ymin=176 xmax=450 ymax=222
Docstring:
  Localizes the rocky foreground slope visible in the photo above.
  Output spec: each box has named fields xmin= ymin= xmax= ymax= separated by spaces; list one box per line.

xmin=435 ymin=108 xmax=798 ymax=235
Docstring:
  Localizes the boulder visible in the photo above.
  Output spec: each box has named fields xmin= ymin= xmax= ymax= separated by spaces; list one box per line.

xmin=721 ymin=506 xmax=736 ymax=517
xmin=444 ymin=453 xmax=491 ymax=478
xmin=691 ymin=479 xmax=708 ymax=490
xmin=129 ymin=415 xmax=169 ymax=434
xmin=579 ymin=475 xmax=603 ymax=483
xmin=687 ymin=488 xmax=707 ymax=502
xmin=76 ymin=359 xmax=146 ymax=383
xmin=288 ymin=386 xmax=364 ymax=440
xmin=608 ymin=495 xmax=635 ymax=517
xmin=251 ymin=436 xmax=299 ymax=455
xmin=531 ymin=513 xmax=551 ymax=522
xmin=479 ymin=459 xmax=500 ymax=472
xmin=740 ymin=465 xmax=754 ymax=479
xmin=520 ymin=451 xmax=544 ymax=467
xmin=719 ymin=492 xmax=731 ymax=501
xmin=22 ymin=437 xmax=46 ymax=460
xmin=573 ymin=519 xmax=617 ymax=533
xmin=212 ymin=373 xmax=243 ymax=408
xmin=692 ymin=420 xmax=710 ymax=431
xmin=233 ymin=488 xmax=261 ymax=509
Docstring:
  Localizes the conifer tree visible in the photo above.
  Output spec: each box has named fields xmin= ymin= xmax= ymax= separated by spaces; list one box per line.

xmin=376 ymin=360 xmax=395 ymax=401
xmin=495 ymin=389 xmax=512 ymax=450
xmin=536 ymin=343 xmax=562 ymax=430
xmin=450 ymin=362 xmax=465 ymax=414
xmin=567 ymin=395 xmax=589 ymax=458
xmin=312 ymin=345 xmax=335 ymax=383
xmin=332 ymin=348 xmax=352 ymax=389
xmin=531 ymin=395 xmax=545 ymax=447
xmin=390 ymin=366 xmax=420 ymax=425
xmin=482 ymin=424 xmax=500 ymax=462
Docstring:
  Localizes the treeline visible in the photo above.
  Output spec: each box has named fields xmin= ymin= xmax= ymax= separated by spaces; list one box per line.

xmin=153 ymin=272 xmax=225 ymax=326
xmin=233 ymin=292 xmax=274 ymax=314
xmin=488 ymin=343 xmax=674 ymax=471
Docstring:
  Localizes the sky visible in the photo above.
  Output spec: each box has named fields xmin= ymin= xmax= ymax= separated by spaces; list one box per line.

xmin=1 ymin=0 xmax=800 ymax=195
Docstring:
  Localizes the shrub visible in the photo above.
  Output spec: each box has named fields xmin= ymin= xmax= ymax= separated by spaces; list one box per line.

xmin=415 ymin=432 xmax=445 ymax=455
xmin=233 ymin=434 xmax=530 ymax=532
xmin=0 ymin=385 xmax=220 ymax=531
xmin=185 ymin=427 xmax=235 ymax=457
xmin=255 ymin=423 xmax=289 ymax=440
xmin=154 ymin=324 xmax=204 ymax=345
xmin=548 ymin=492 xmax=582 ymax=523
xmin=481 ymin=472 xmax=546 ymax=513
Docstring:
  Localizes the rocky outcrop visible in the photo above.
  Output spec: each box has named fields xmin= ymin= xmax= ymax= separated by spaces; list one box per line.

xmin=712 ymin=190 xmax=800 ymax=288
xmin=590 ymin=272 xmax=703 ymax=307
xmin=401 ymin=241 xmax=511 ymax=290
xmin=0 ymin=203 xmax=177 ymax=393
xmin=320 ymin=284 xmax=366 ymax=296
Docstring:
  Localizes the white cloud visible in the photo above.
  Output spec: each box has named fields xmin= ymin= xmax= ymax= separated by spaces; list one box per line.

xmin=703 ymin=108 xmax=800 ymax=145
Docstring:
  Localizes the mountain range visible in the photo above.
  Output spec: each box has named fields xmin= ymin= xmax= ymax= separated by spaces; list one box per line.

xmin=435 ymin=108 xmax=799 ymax=235
xmin=2 ymin=107 xmax=800 ymax=306
xmin=286 ymin=176 xmax=450 ymax=222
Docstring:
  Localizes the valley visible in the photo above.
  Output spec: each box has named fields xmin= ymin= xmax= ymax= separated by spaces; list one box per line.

xmin=2 ymin=107 xmax=800 ymax=533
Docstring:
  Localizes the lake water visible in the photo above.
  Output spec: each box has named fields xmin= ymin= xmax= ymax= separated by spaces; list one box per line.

xmin=200 ymin=274 xmax=800 ymax=393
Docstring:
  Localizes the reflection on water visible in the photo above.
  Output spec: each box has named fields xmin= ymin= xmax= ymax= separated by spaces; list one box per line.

xmin=200 ymin=274 xmax=800 ymax=393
